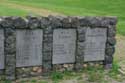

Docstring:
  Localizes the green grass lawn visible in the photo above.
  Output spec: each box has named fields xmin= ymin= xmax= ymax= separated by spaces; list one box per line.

xmin=0 ymin=3 xmax=29 ymax=16
xmin=0 ymin=0 xmax=125 ymax=36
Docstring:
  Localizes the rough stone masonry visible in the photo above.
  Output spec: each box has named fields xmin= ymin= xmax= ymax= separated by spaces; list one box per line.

xmin=0 ymin=16 xmax=117 ymax=80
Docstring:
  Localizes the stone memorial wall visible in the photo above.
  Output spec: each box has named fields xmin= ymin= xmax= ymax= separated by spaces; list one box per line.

xmin=0 ymin=16 xmax=117 ymax=80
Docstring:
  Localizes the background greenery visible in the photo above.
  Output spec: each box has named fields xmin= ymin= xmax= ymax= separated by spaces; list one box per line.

xmin=0 ymin=0 xmax=125 ymax=36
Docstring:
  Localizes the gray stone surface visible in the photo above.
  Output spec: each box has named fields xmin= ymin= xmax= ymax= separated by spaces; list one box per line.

xmin=16 ymin=29 xmax=43 ymax=67
xmin=42 ymin=26 xmax=53 ymax=75
xmin=84 ymin=27 xmax=107 ymax=62
xmin=0 ymin=29 xmax=4 ymax=69
xmin=53 ymin=29 xmax=76 ymax=64
xmin=5 ymin=28 xmax=16 ymax=80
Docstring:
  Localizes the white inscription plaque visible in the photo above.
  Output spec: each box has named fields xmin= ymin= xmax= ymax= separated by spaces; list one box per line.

xmin=53 ymin=29 xmax=76 ymax=64
xmin=0 ymin=30 xmax=4 ymax=69
xmin=16 ymin=30 xmax=43 ymax=67
xmin=84 ymin=27 xmax=107 ymax=61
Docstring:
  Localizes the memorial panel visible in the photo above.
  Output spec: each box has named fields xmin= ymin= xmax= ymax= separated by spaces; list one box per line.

xmin=16 ymin=30 xmax=43 ymax=67
xmin=53 ymin=29 xmax=76 ymax=64
xmin=84 ymin=28 xmax=107 ymax=61
xmin=0 ymin=29 xmax=4 ymax=69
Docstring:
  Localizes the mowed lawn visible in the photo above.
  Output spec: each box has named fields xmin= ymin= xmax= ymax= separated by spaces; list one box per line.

xmin=0 ymin=0 xmax=125 ymax=36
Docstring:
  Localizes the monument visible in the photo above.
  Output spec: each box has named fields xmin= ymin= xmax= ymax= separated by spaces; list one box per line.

xmin=0 ymin=16 xmax=117 ymax=80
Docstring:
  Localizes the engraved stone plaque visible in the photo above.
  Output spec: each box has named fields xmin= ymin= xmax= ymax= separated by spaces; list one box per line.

xmin=16 ymin=30 xmax=43 ymax=67
xmin=0 ymin=29 xmax=4 ymax=69
xmin=53 ymin=29 xmax=76 ymax=64
xmin=84 ymin=27 xmax=107 ymax=61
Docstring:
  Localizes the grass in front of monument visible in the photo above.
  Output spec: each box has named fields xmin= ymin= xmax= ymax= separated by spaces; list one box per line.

xmin=0 ymin=64 xmax=125 ymax=83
